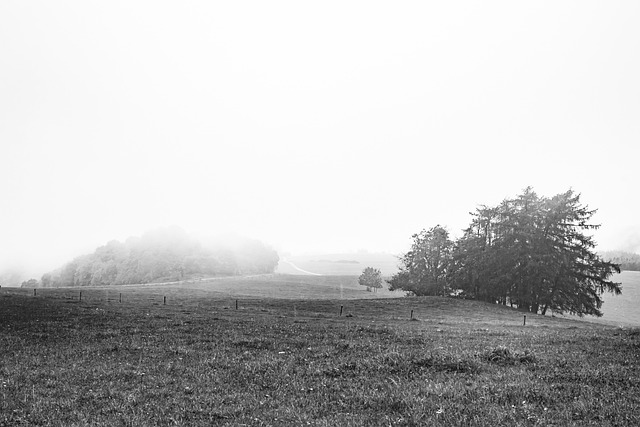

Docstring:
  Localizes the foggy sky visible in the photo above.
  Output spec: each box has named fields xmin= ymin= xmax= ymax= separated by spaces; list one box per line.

xmin=2 ymin=1 xmax=639 ymax=278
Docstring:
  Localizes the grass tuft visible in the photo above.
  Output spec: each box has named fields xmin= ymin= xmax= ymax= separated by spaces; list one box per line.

xmin=412 ymin=354 xmax=481 ymax=374
xmin=484 ymin=346 xmax=537 ymax=366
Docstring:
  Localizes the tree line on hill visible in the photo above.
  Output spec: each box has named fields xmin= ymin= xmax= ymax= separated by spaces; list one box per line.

xmin=388 ymin=187 xmax=621 ymax=317
xmin=32 ymin=227 xmax=279 ymax=287
xmin=600 ymin=250 xmax=640 ymax=272
xmin=0 ymin=269 xmax=24 ymax=288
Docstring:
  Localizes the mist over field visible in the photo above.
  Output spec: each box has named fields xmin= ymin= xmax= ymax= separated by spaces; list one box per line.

xmin=1 ymin=2 xmax=639 ymax=288
xmin=2 ymin=4 xmax=640 ymax=423
xmin=2 ymin=2 xmax=640 ymax=414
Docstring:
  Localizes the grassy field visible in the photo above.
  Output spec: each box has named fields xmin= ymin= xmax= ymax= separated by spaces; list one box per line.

xmin=599 ymin=271 xmax=640 ymax=326
xmin=1 ymin=279 xmax=639 ymax=426
xmin=1 ymin=274 xmax=404 ymax=302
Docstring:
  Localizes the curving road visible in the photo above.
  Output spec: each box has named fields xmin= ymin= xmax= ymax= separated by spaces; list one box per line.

xmin=279 ymin=259 xmax=323 ymax=276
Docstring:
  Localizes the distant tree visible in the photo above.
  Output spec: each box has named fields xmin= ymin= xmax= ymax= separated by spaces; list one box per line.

xmin=233 ymin=239 xmax=280 ymax=274
xmin=0 ymin=269 xmax=24 ymax=287
xmin=601 ymin=251 xmax=640 ymax=272
xmin=359 ymin=267 xmax=382 ymax=292
xmin=388 ymin=225 xmax=453 ymax=296
xmin=41 ymin=273 xmax=53 ymax=287
xmin=21 ymin=278 xmax=39 ymax=288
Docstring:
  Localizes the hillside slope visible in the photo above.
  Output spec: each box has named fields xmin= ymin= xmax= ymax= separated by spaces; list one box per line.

xmin=277 ymin=252 xmax=399 ymax=276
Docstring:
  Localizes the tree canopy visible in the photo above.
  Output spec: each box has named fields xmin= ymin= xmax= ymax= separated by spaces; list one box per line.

xmin=39 ymin=227 xmax=279 ymax=287
xmin=389 ymin=188 xmax=621 ymax=316
xmin=358 ymin=267 xmax=383 ymax=292
xmin=387 ymin=225 xmax=453 ymax=296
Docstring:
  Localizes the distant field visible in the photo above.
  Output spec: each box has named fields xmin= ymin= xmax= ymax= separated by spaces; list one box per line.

xmin=2 ymin=274 xmax=405 ymax=303
xmin=9 ymin=270 xmax=640 ymax=326
xmin=597 ymin=271 xmax=640 ymax=326
xmin=1 ymin=285 xmax=639 ymax=426
xmin=277 ymin=252 xmax=400 ymax=276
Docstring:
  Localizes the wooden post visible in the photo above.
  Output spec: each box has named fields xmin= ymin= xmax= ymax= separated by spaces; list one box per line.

xmin=411 ymin=309 xmax=414 ymax=320
xmin=119 ymin=293 xmax=122 ymax=303
xmin=34 ymin=289 xmax=36 ymax=297
xmin=523 ymin=315 xmax=526 ymax=326
xmin=79 ymin=291 xmax=82 ymax=302
xmin=163 ymin=296 xmax=166 ymax=305
xmin=235 ymin=300 xmax=238 ymax=310
xmin=340 ymin=305 xmax=343 ymax=316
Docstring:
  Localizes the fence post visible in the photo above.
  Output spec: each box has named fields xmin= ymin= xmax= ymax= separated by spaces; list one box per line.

xmin=235 ymin=300 xmax=238 ymax=310
xmin=340 ymin=305 xmax=343 ymax=316
xmin=411 ymin=309 xmax=414 ymax=320
xmin=119 ymin=293 xmax=122 ymax=303
xmin=79 ymin=291 xmax=82 ymax=302
xmin=163 ymin=296 xmax=166 ymax=305
xmin=523 ymin=315 xmax=526 ymax=326
xmin=34 ymin=289 xmax=36 ymax=297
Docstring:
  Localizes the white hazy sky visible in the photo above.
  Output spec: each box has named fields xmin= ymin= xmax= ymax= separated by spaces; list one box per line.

xmin=1 ymin=1 xmax=639 ymax=277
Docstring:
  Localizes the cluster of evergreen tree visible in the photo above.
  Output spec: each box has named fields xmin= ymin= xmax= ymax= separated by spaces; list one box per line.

xmin=601 ymin=250 xmax=640 ymax=272
xmin=38 ymin=227 xmax=279 ymax=287
xmin=389 ymin=188 xmax=621 ymax=317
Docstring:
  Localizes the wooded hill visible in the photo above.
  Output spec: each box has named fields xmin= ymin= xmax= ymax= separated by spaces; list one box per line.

xmin=36 ymin=227 xmax=279 ymax=287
